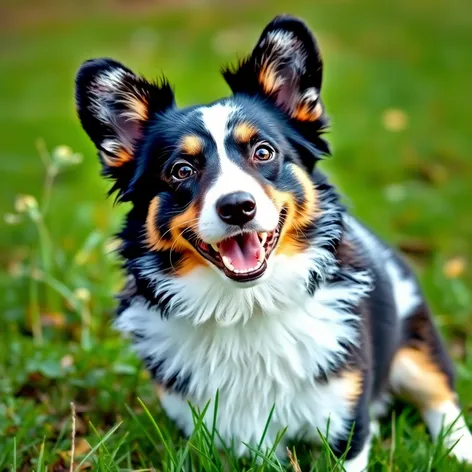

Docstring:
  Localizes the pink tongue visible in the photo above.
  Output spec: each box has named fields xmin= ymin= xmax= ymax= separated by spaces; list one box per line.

xmin=218 ymin=232 xmax=262 ymax=270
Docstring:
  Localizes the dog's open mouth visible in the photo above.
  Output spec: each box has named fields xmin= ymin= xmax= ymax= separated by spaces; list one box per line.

xmin=194 ymin=210 xmax=286 ymax=282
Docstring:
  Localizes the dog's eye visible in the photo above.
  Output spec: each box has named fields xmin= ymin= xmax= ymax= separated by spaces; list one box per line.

xmin=253 ymin=143 xmax=275 ymax=162
xmin=171 ymin=162 xmax=196 ymax=181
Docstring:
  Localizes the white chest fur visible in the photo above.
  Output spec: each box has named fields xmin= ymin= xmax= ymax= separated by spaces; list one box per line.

xmin=116 ymin=262 xmax=371 ymax=456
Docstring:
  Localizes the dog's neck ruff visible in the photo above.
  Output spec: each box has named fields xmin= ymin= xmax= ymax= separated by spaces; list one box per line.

xmin=117 ymin=172 xmax=351 ymax=325
xmin=134 ymin=244 xmax=337 ymax=326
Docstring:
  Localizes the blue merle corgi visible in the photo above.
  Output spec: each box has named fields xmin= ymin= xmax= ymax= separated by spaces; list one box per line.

xmin=75 ymin=15 xmax=472 ymax=470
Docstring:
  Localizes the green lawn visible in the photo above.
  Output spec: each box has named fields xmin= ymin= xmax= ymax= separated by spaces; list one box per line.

xmin=1 ymin=0 xmax=472 ymax=470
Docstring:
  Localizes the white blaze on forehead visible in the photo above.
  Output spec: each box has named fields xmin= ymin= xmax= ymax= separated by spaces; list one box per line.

xmin=198 ymin=104 xmax=279 ymax=244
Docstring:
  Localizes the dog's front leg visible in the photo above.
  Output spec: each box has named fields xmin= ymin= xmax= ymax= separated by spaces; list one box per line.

xmin=329 ymin=372 xmax=372 ymax=472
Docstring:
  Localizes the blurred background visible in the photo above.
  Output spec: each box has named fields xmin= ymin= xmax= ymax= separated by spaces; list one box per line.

xmin=1 ymin=0 xmax=471 ymax=468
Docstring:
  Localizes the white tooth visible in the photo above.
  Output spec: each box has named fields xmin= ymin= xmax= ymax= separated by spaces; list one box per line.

xmin=234 ymin=269 xmax=240 ymax=274
xmin=211 ymin=244 xmax=219 ymax=253
xmin=222 ymin=256 xmax=234 ymax=271
xmin=258 ymin=246 xmax=266 ymax=263
xmin=259 ymin=232 xmax=268 ymax=246
xmin=247 ymin=262 xmax=261 ymax=272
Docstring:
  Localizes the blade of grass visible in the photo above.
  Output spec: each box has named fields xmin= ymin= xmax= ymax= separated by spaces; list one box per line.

xmin=90 ymin=421 xmax=130 ymax=470
xmin=70 ymin=402 xmax=76 ymax=472
xmin=334 ymin=422 xmax=356 ymax=471
xmin=435 ymin=437 xmax=461 ymax=466
xmin=186 ymin=443 xmax=220 ymax=472
xmin=242 ymin=442 xmax=283 ymax=469
xmin=124 ymin=403 xmax=161 ymax=452
xmin=191 ymin=420 xmax=223 ymax=470
xmin=432 ymin=411 xmax=464 ymax=466
xmin=176 ymin=409 xmax=210 ymax=471
xmin=36 ymin=438 xmax=46 ymax=472
xmin=71 ymin=230 xmax=105 ymax=268
xmin=12 ymin=437 xmax=17 ymax=472
xmin=31 ymin=269 xmax=81 ymax=312
xmin=210 ymin=390 xmax=219 ymax=448
xmin=316 ymin=428 xmax=340 ymax=471
xmin=388 ymin=410 xmax=396 ymax=471
xmin=107 ymin=432 xmax=130 ymax=466
xmin=187 ymin=401 xmax=220 ymax=471
xmin=52 ymin=417 xmax=69 ymax=454
xmin=137 ymin=397 xmax=178 ymax=468
xmin=88 ymin=422 xmax=117 ymax=470
xmin=28 ymin=257 xmax=42 ymax=345
xmin=268 ymin=426 xmax=288 ymax=457
xmin=213 ymin=426 xmax=239 ymax=470
xmin=249 ymin=403 xmax=276 ymax=469
xmin=73 ymin=421 xmax=122 ymax=472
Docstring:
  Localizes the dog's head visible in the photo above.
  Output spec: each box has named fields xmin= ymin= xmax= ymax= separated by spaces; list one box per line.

xmin=76 ymin=16 xmax=332 ymax=286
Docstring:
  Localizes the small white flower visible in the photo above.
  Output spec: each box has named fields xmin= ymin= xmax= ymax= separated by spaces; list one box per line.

xmin=53 ymin=145 xmax=83 ymax=166
xmin=15 ymin=195 xmax=38 ymax=213
xmin=4 ymin=213 xmax=21 ymax=225
xmin=74 ymin=287 xmax=91 ymax=303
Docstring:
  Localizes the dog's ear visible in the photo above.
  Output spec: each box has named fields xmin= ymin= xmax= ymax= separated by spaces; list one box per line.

xmin=223 ymin=16 xmax=324 ymax=122
xmin=75 ymin=58 xmax=174 ymax=197
xmin=223 ymin=16 xmax=329 ymax=166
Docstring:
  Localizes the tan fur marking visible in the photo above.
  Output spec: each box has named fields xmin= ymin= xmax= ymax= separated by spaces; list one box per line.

xmin=234 ymin=122 xmax=257 ymax=143
xmin=170 ymin=205 xmax=199 ymax=247
xmin=266 ymin=186 xmax=299 ymax=256
xmin=100 ymin=148 xmax=133 ymax=167
xmin=292 ymin=101 xmax=323 ymax=122
xmin=146 ymin=198 xmax=206 ymax=274
xmin=259 ymin=62 xmax=279 ymax=95
xmin=146 ymin=197 xmax=168 ymax=251
xmin=169 ymin=205 xmax=206 ymax=275
xmin=391 ymin=346 xmax=455 ymax=409
xmin=124 ymin=94 xmax=148 ymax=121
xmin=181 ymin=135 xmax=203 ymax=155
xmin=290 ymin=164 xmax=318 ymax=226
xmin=267 ymin=164 xmax=318 ymax=256
xmin=175 ymin=254 xmax=203 ymax=276
xmin=342 ymin=369 xmax=364 ymax=407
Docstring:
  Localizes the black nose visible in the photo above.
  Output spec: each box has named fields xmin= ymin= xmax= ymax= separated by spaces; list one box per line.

xmin=216 ymin=191 xmax=257 ymax=226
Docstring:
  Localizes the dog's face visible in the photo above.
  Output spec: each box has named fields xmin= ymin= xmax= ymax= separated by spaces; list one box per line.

xmin=76 ymin=16 xmax=330 ymax=286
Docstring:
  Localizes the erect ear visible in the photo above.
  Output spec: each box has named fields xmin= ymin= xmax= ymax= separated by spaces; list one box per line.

xmin=223 ymin=16 xmax=329 ymax=161
xmin=75 ymin=58 xmax=174 ymax=196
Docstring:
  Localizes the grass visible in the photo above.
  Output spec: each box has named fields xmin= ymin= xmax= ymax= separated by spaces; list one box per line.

xmin=1 ymin=0 xmax=472 ymax=470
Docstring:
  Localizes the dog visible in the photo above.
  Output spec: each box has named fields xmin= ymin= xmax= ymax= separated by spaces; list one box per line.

xmin=75 ymin=15 xmax=472 ymax=471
